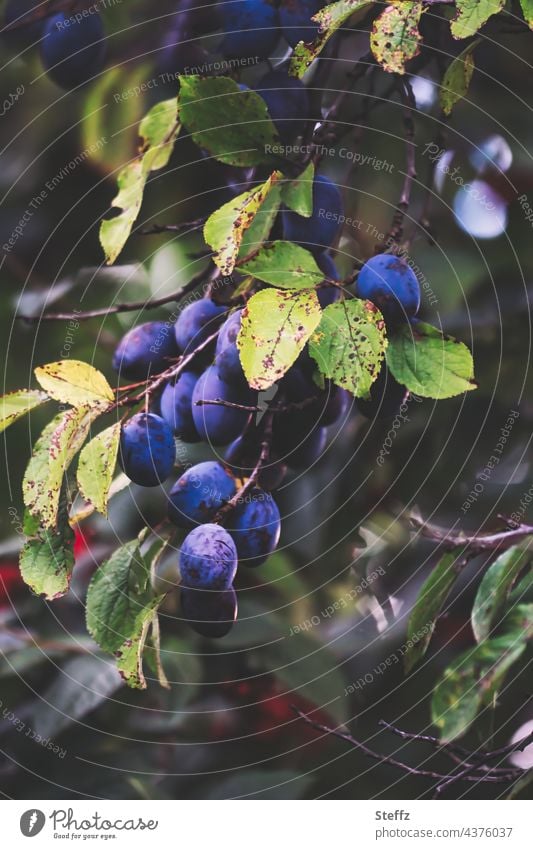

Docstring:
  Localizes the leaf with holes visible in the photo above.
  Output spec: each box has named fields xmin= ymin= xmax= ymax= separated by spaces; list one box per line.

xmin=440 ymin=40 xmax=480 ymax=116
xmin=237 ymin=288 xmax=322 ymax=390
xmin=238 ymin=184 xmax=282 ymax=259
xmin=100 ymin=97 xmax=180 ymax=264
xmin=77 ymin=422 xmax=122 ymax=516
xmin=450 ymin=0 xmax=505 ymax=39
xmin=281 ymin=162 xmax=314 ymax=216
xmin=0 ymin=389 xmax=49 ymax=433
xmin=289 ymin=0 xmax=374 ymax=78
xmin=386 ymin=321 xmax=476 ymax=399
xmin=20 ymin=502 xmax=75 ymax=600
xmin=35 ymin=360 xmax=114 ymax=409
xmin=240 ymin=241 xmax=324 ymax=289
xmin=471 ymin=545 xmax=533 ymax=643
xmin=204 ymin=171 xmax=281 ymax=276
xmin=371 ymin=2 xmax=425 ymax=74
xmin=308 ymin=300 xmax=387 ymax=397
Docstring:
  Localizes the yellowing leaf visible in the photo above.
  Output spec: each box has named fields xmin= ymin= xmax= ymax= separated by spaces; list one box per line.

xmin=440 ymin=40 xmax=479 ymax=116
xmin=204 ymin=171 xmax=281 ymax=276
xmin=290 ymin=1 xmax=375 ymax=78
xmin=237 ymin=288 xmax=322 ymax=390
xmin=451 ymin=0 xmax=504 ymax=40
xmin=20 ymin=506 xmax=75 ymax=600
xmin=240 ymin=241 xmax=324 ymax=289
xmin=77 ymin=422 xmax=122 ymax=516
xmin=371 ymin=2 xmax=425 ymax=74
xmin=520 ymin=0 xmax=533 ymax=29
xmin=0 ymin=389 xmax=49 ymax=433
xmin=35 ymin=360 xmax=114 ymax=408
xmin=281 ymin=162 xmax=315 ymax=216
xmin=100 ymin=97 xmax=180 ymax=264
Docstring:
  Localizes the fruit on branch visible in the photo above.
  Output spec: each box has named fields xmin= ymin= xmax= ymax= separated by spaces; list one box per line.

xmin=227 ymin=488 xmax=281 ymax=567
xmin=3 ymin=0 xmax=43 ymax=49
xmin=119 ymin=412 xmax=176 ymax=487
xmin=40 ymin=11 xmax=106 ymax=89
xmin=160 ymin=370 xmax=200 ymax=442
xmin=179 ymin=523 xmax=238 ymax=589
xmin=112 ymin=321 xmax=179 ymax=380
xmin=225 ymin=432 xmax=287 ymax=491
xmin=192 ymin=365 xmax=256 ymax=445
xmin=279 ymin=0 xmax=323 ymax=47
xmin=174 ymin=299 xmax=227 ymax=354
xmin=168 ymin=461 xmax=237 ymax=528
xmin=320 ymin=383 xmax=352 ymax=426
xmin=283 ymin=424 xmax=328 ymax=469
xmin=215 ymin=309 xmax=245 ymax=384
xmin=357 ymin=366 xmax=409 ymax=420
xmin=254 ymin=70 xmax=310 ymax=142
xmin=282 ymin=174 xmax=343 ymax=254
xmin=316 ymin=251 xmax=341 ymax=308
xmin=181 ymin=586 xmax=238 ymax=638
xmin=220 ymin=0 xmax=280 ymax=60
xmin=356 ymin=253 xmax=420 ymax=322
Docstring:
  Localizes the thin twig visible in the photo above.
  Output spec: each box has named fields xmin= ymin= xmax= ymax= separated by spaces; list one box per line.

xmin=410 ymin=512 xmax=533 ymax=554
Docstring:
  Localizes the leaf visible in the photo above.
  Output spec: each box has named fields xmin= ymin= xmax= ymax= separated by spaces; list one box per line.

xmin=237 ymin=288 xmax=322 ymax=390
xmin=0 ymin=389 xmax=49 ymax=433
xmin=86 ymin=541 xmax=164 ymax=690
xmin=281 ymin=162 xmax=315 ymax=216
xmin=431 ymin=635 xmax=526 ymax=741
xmin=34 ymin=360 xmax=114 ymax=408
xmin=77 ymin=422 xmax=122 ymax=516
xmin=238 ymin=184 xmax=282 ymax=259
xmin=308 ymin=300 xmax=387 ymax=397
xmin=240 ymin=241 xmax=324 ymax=289
xmin=179 ymin=75 xmax=279 ymax=166
xmin=500 ymin=603 xmax=533 ymax=642
xmin=405 ymin=549 xmax=462 ymax=672
xmin=472 ymin=546 xmax=533 ymax=643
xmin=289 ymin=0 xmax=374 ymax=78
xmin=386 ymin=321 xmax=476 ymax=399
xmin=450 ymin=0 xmax=505 ymax=39
xmin=370 ymin=2 xmax=425 ymax=75
xmin=440 ymin=40 xmax=479 ymax=116
xmin=204 ymin=171 xmax=281 ymax=276
xmin=520 ymin=0 xmax=533 ymax=29
xmin=20 ymin=504 xmax=75 ymax=600
xmin=144 ymin=615 xmax=170 ymax=690
xmin=23 ymin=407 xmax=97 ymax=529
xmin=99 ymin=97 xmax=180 ymax=264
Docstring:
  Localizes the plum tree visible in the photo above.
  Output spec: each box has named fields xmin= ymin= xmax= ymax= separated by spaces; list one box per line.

xmin=40 ymin=11 xmax=106 ymax=89
xmin=180 ymin=586 xmax=238 ymax=638
xmin=159 ymin=370 xmax=200 ymax=441
xmin=167 ymin=461 xmax=237 ymax=528
xmin=225 ymin=432 xmax=288 ymax=491
xmin=119 ymin=413 xmax=176 ymax=487
xmin=316 ymin=252 xmax=341 ymax=308
xmin=220 ymin=0 xmax=280 ymax=59
xmin=174 ymin=299 xmax=227 ymax=354
xmin=179 ymin=523 xmax=238 ymax=590
xmin=254 ymin=70 xmax=310 ymax=142
xmin=215 ymin=309 xmax=245 ymax=384
xmin=227 ymin=488 xmax=281 ymax=567
xmin=112 ymin=321 xmax=179 ymax=380
xmin=357 ymin=366 xmax=409 ymax=419
xmin=192 ymin=365 xmax=256 ymax=445
xmin=282 ymin=174 xmax=344 ymax=253
xmin=279 ymin=0 xmax=323 ymax=47
xmin=357 ymin=253 xmax=421 ymax=322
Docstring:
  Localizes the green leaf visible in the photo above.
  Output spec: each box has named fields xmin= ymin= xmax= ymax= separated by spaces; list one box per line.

xmin=500 ymin=603 xmax=533 ymax=641
xmin=386 ymin=321 xmax=476 ymax=399
xmin=240 ymin=241 xmax=324 ymax=289
xmin=308 ymin=300 xmax=387 ymax=397
xmin=20 ymin=504 xmax=75 ymax=600
xmin=23 ymin=407 xmax=97 ymax=529
xmin=86 ymin=541 xmax=164 ymax=689
xmin=238 ymin=184 xmax=282 ymax=259
xmin=289 ymin=1 xmax=374 ymax=78
xmin=370 ymin=2 xmax=425 ymax=75
xmin=281 ymin=163 xmax=314 ymax=216
xmin=237 ymin=288 xmax=322 ymax=390
xmin=0 ymin=389 xmax=49 ymax=433
xmin=451 ymin=0 xmax=505 ymax=39
xmin=77 ymin=422 xmax=122 ymax=516
xmin=100 ymin=97 xmax=180 ymax=264
xmin=204 ymin=171 xmax=281 ymax=276
xmin=179 ymin=75 xmax=279 ymax=167
xmin=34 ymin=360 xmax=114 ymax=408
xmin=405 ymin=549 xmax=462 ymax=672
xmin=520 ymin=0 xmax=533 ymax=29
xmin=472 ymin=546 xmax=533 ymax=643
xmin=432 ymin=635 xmax=526 ymax=741
xmin=440 ymin=40 xmax=479 ymax=116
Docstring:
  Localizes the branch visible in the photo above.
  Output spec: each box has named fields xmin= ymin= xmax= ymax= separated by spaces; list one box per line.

xmin=138 ymin=217 xmax=206 ymax=236
xmin=409 ymin=512 xmax=533 ymax=555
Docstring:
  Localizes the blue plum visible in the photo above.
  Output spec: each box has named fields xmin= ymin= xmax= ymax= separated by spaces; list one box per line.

xmin=228 ymin=488 xmax=281 ymax=567
xmin=174 ymin=299 xmax=227 ymax=354
xmin=282 ymin=174 xmax=343 ymax=254
xmin=181 ymin=586 xmax=238 ymax=638
xmin=317 ymin=251 xmax=341 ymax=308
xmin=192 ymin=365 xmax=256 ymax=445
xmin=112 ymin=321 xmax=179 ymax=380
xmin=119 ymin=413 xmax=176 ymax=487
xmin=160 ymin=370 xmax=200 ymax=441
xmin=215 ymin=309 xmax=245 ymax=384
xmin=357 ymin=253 xmax=421 ymax=322
xmin=279 ymin=0 xmax=322 ymax=47
xmin=40 ymin=11 xmax=106 ymax=89
xmin=220 ymin=0 xmax=280 ymax=60
xmin=254 ymin=70 xmax=310 ymax=142
xmin=357 ymin=366 xmax=409 ymax=419
xmin=167 ymin=461 xmax=236 ymax=528
xmin=225 ymin=432 xmax=287 ymax=491
xmin=285 ymin=425 xmax=328 ymax=469
xmin=179 ymin=523 xmax=238 ymax=590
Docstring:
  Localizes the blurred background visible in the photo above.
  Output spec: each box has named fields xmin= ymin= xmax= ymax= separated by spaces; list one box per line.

xmin=1 ymin=0 xmax=532 ymax=800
